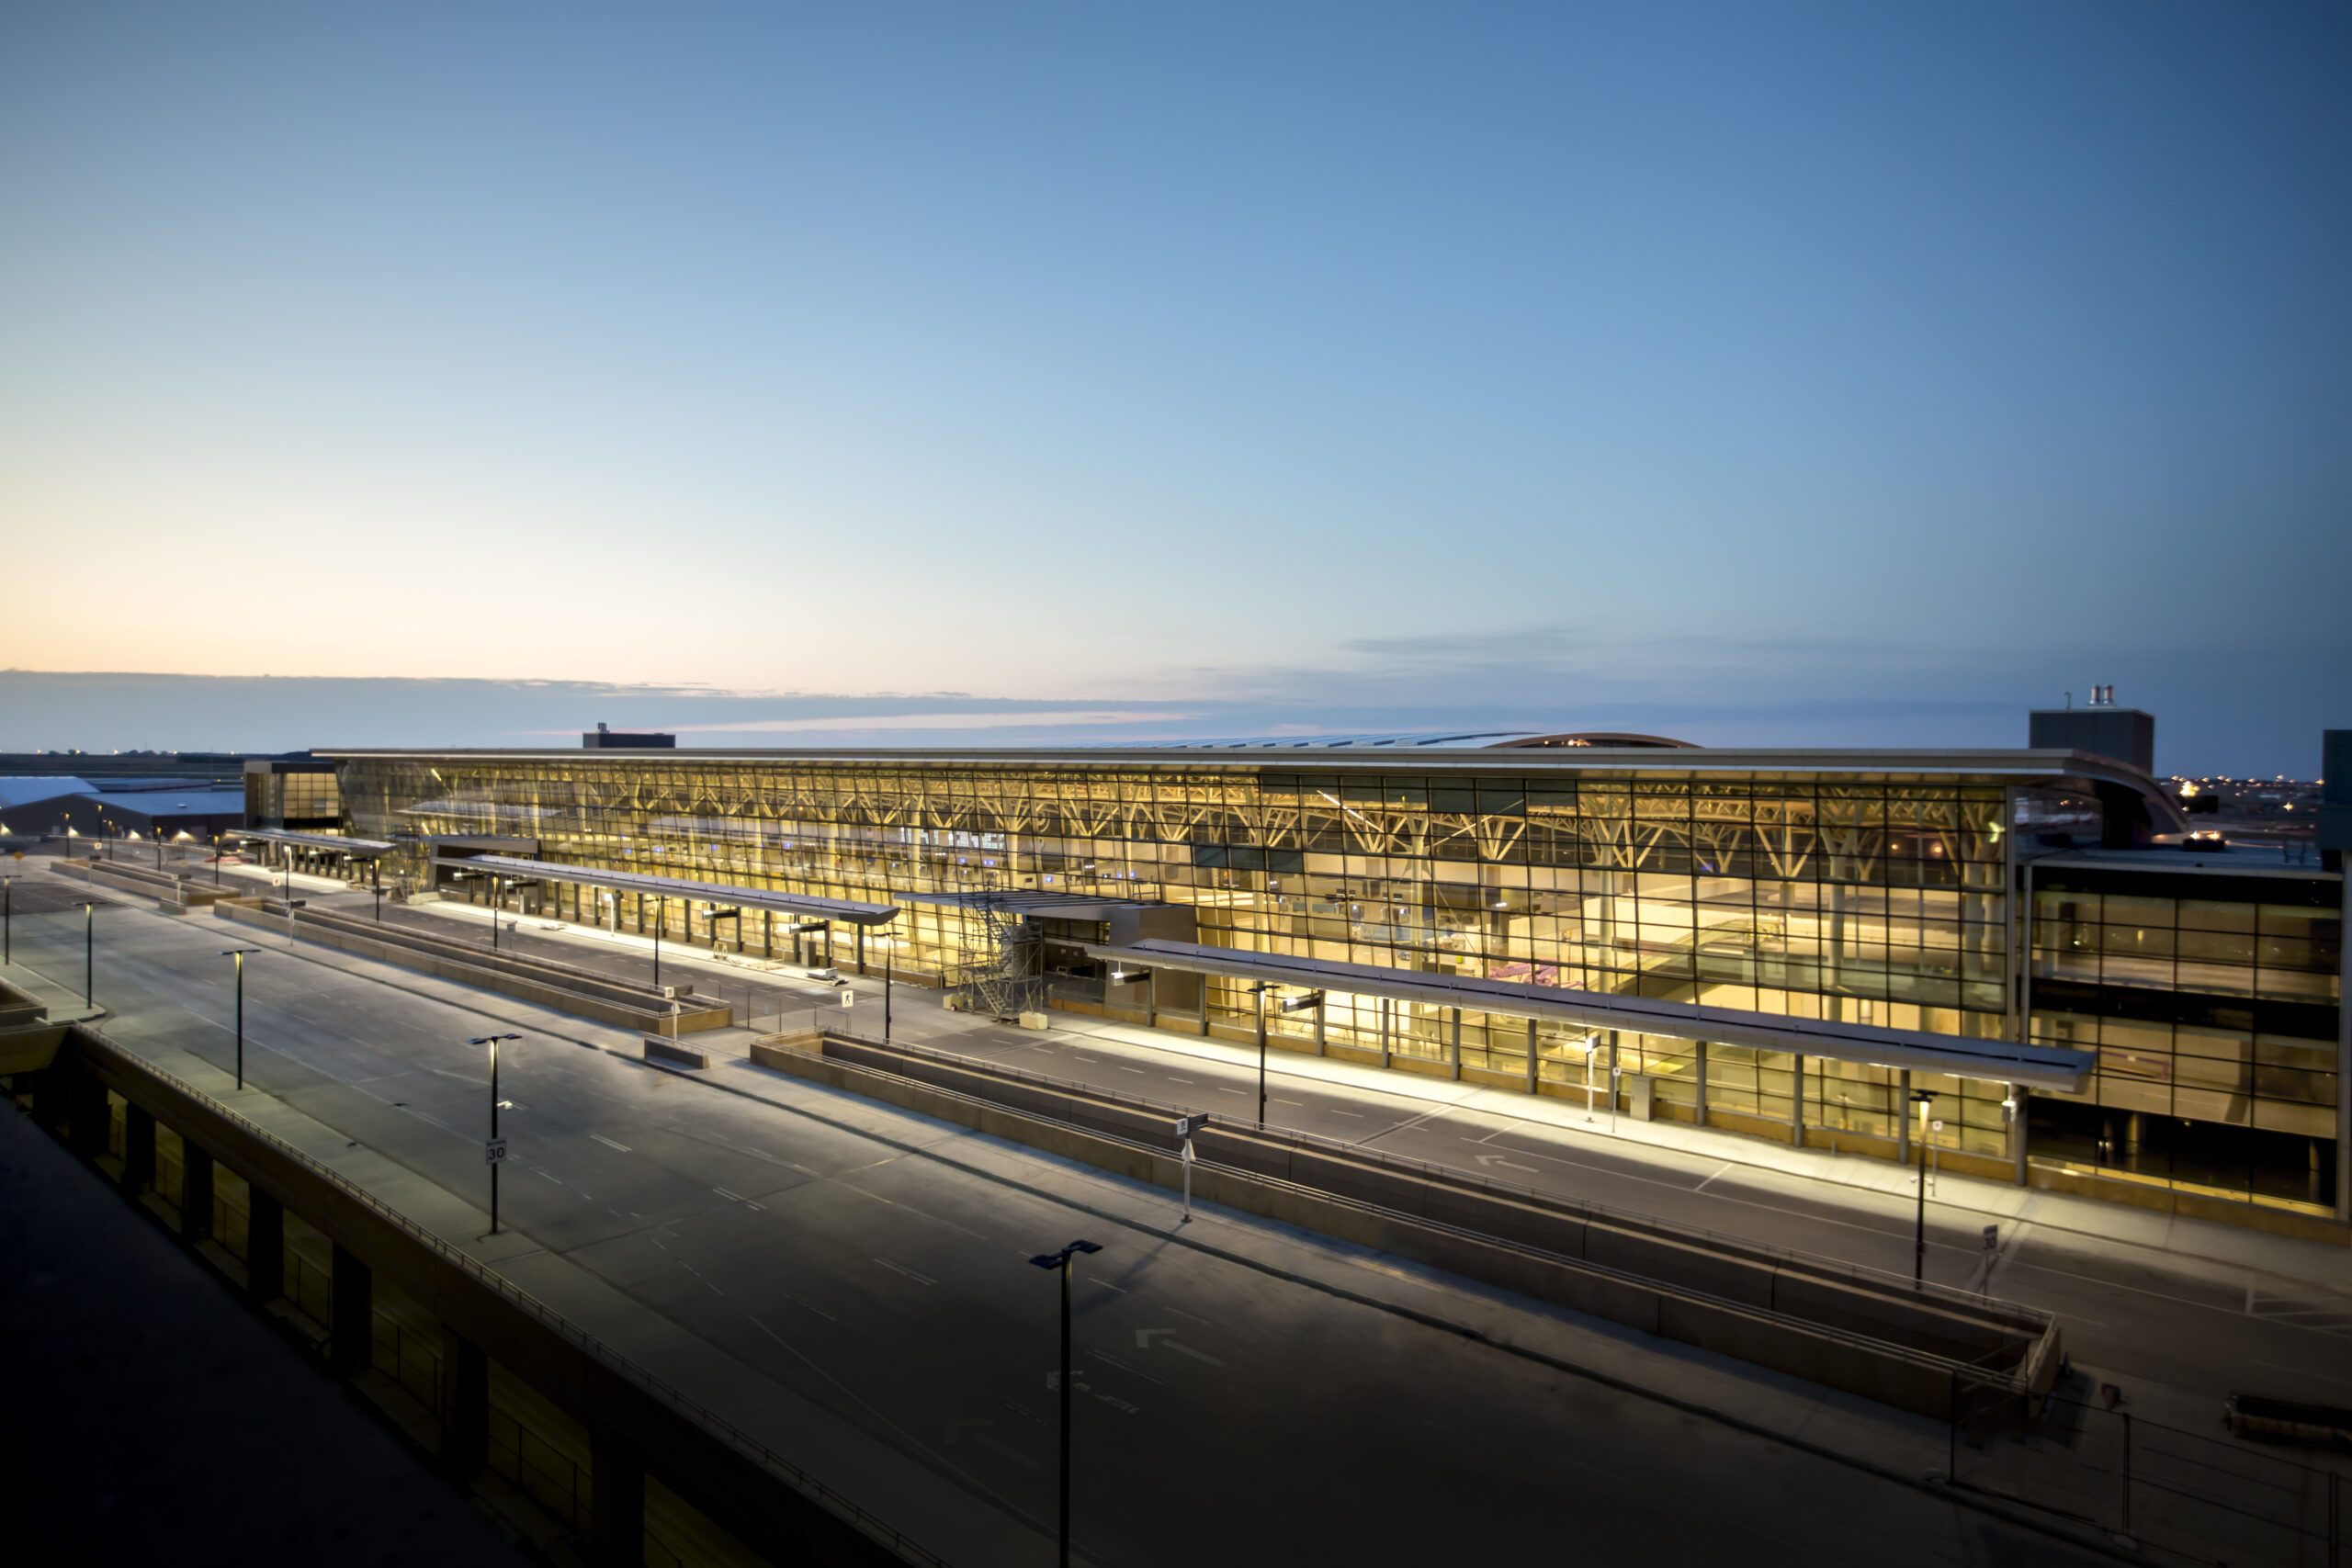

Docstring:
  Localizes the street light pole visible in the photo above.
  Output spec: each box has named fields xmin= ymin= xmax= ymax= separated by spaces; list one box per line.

xmin=653 ymin=896 xmax=664 ymax=988
xmin=1911 ymin=1089 xmax=1938 ymax=1283
xmin=470 ymin=1033 xmax=522 ymax=1234
xmin=1253 ymin=983 xmax=1270 ymax=1127
xmin=4 ymin=874 xmax=12 ymax=964
xmin=884 ymin=929 xmax=893 ymax=1043
xmin=78 ymin=899 xmax=95 ymax=1006
xmin=222 ymin=948 xmax=259 ymax=1089
xmin=1027 ymin=1238 xmax=1103 ymax=1568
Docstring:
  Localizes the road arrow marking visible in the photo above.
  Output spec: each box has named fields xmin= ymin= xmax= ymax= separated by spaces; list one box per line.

xmin=1474 ymin=1153 xmax=1539 ymax=1174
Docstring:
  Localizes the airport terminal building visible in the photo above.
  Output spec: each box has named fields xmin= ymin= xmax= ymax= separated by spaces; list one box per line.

xmin=310 ymin=732 xmax=2348 ymax=1230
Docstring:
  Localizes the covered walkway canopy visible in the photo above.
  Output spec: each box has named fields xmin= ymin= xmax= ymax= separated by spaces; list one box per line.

xmin=435 ymin=852 xmax=900 ymax=928
xmin=232 ymin=827 xmax=399 ymax=858
xmin=1080 ymin=938 xmax=2091 ymax=1091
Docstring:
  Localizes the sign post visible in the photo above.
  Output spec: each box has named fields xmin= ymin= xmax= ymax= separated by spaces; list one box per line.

xmin=1174 ymin=1114 xmax=1209 ymax=1223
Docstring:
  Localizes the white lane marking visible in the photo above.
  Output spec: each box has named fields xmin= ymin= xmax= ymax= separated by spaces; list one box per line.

xmin=1330 ymin=1110 xmax=1364 ymax=1119
xmin=591 ymin=1134 xmax=633 ymax=1153
xmin=1167 ymin=1076 xmax=1195 ymax=1083
xmin=713 ymin=1187 xmax=746 ymax=1202
xmin=533 ymin=1168 xmax=565 ymax=1184
xmin=790 ymin=1292 xmax=837 ymax=1322
xmin=1092 ymin=1350 xmax=1166 ymax=1386
xmin=1117 ymin=1066 xmax=1146 ymax=1075
xmin=873 ymin=1258 xmax=936 ymax=1286
xmin=2256 ymin=1359 xmax=2352 ymax=1390
xmin=1135 ymin=1327 xmax=1227 ymax=1366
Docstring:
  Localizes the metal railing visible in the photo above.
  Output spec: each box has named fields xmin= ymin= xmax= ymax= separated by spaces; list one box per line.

xmin=491 ymin=1408 xmax=587 ymax=1529
xmin=1951 ymin=1378 xmax=2347 ymax=1565
xmin=69 ymin=1021 xmax=956 ymax=1568
xmin=372 ymin=1315 xmax=446 ymax=1413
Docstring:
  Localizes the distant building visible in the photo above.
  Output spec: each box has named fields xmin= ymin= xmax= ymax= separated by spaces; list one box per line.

xmin=243 ymin=759 xmax=339 ymax=830
xmin=582 ymin=722 xmax=675 ymax=750
xmin=0 ymin=774 xmax=244 ymax=840
xmin=2030 ymin=686 xmax=2155 ymax=773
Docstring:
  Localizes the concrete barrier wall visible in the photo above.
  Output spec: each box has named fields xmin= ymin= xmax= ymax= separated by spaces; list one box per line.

xmin=74 ymin=861 xmax=238 ymax=907
xmin=809 ymin=1032 xmax=2041 ymax=1371
xmin=212 ymin=901 xmax=731 ymax=1035
xmin=282 ymin=904 xmax=693 ymax=1011
xmin=749 ymin=1032 xmax=2020 ymax=1421
xmin=48 ymin=1026 xmax=923 ymax=1567
xmin=0 ymin=976 xmax=46 ymax=1030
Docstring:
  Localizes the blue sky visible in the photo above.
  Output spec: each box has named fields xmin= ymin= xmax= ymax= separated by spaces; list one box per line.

xmin=2 ymin=5 xmax=2345 ymax=773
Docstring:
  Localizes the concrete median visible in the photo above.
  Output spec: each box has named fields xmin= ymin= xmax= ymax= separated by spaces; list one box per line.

xmin=749 ymin=1027 xmax=2059 ymax=1424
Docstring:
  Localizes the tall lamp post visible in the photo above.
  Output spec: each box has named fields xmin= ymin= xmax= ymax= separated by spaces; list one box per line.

xmin=652 ymin=896 xmax=665 ymax=988
xmin=470 ymin=1033 xmax=522 ymax=1234
xmin=221 ymin=948 xmax=260 ymax=1089
xmin=74 ymin=899 xmax=96 ymax=1006
xmin=4 ymin=874 xmax=13 ymax=964
xmin=1911 ymin=1088 xmax=1939 ymax=1283
xmin=1027 ymin=1239 xmax=1103 ymax=1568
xmin=1251 ymin=983 xmax=1270 ymax=1126
xmin=883 ymin=925 xmax=893 ymax=1044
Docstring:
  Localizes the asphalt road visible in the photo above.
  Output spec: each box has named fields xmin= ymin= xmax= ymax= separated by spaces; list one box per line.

xmin=1 ymin=886 xmax=2125 ymax=1568
xmin=177 ymin=874 xmax=2352 ymax=1417
xmin=948 ymin=1031 xmax=2352 ymax=1403
xmin=217 ymin=877 xmax=2352 ymax=1418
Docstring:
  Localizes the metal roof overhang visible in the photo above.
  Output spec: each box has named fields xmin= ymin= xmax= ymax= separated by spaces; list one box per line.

xmin=1080 ymin=939 xmax=2091 ymax=1091
xmin=435 ymin=852 xmax=899 ymax=927
xmin=232 ymin=828 xmax=399 ymax=857
xmin=897 ymin=887 xmax=1158 ymax=921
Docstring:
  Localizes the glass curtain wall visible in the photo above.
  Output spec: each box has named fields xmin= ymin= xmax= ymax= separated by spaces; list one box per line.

xmin=2028 ymin=866 xmax=2341 ymax=1211
xmin=341 ymin=756 xmax=2018 ymax=1148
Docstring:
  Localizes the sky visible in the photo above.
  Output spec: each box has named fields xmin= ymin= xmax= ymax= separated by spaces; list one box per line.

xmin=2 ymin=4 xmax=2346 ymax=773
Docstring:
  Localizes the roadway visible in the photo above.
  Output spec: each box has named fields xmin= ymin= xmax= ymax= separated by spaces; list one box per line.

xmin=0 ymin=871 xmax=2132 ymax=1567
xmin=388 ymin=881 xmax=2352 ymax=1437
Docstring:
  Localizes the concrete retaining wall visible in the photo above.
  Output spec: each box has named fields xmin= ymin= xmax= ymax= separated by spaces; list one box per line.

xmin=40 ymin=1025 xmax=921 ymax=1567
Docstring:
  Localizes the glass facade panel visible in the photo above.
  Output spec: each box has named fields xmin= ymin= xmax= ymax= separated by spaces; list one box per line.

xmin=2030 ymin=863 xmax=2341 ymax=1213
xmin=326 ymin=750 xmax=2344 ymax=1213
